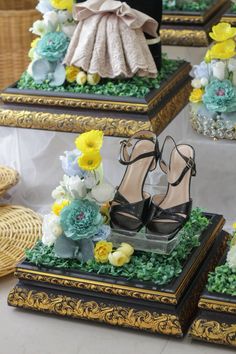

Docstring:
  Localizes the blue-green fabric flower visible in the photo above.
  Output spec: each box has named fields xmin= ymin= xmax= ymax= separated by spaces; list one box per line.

xmin=203 ymin=79 xmax=236 ymax=113
xmin=60 ymin=199 xmax=103 ymax=241
xmin=36 ymin=32 xmax=69 ymax=62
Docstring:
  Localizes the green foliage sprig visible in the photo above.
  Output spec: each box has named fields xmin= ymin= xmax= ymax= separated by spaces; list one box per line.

xmin=17 ymin=56 xmax=182 ymax=99
xmin=163 ymin=0 xmax=215 ymax=12
xmin=207 ymin=264 xmax=236 ymax=296
xmin=26 ymin=208 xmax=208 ymax=286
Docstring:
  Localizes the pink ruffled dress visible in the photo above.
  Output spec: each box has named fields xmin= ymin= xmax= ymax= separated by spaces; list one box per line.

xmin=65 ymin=0 xmax=158 ymax=78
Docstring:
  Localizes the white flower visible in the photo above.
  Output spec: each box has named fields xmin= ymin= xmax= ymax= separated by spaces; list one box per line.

xmin=51 ymin=185 xmax=66 ymax=200
xmin=212 ymin=61 xmax=226 ymax=81
xmin=228 ymin=58 xmax=236 ymax=72
xmin=61 ymin=175 xmax=87 ymax=199
xmin=227 ymin=245 xmax=236 ymax=270
xmin=91 ymin=182 xmax=115 ymax=203
xmin=27 ymin=62 xmax=34 ymax=76
xmin=84 ymin=173 xmax=98 ymax=189
xmin=43 ymin=11 xmax=59 ymax=31
xmin=200 ymin=77 xmax=209 ymax=87
xmin=30 ymin=20 xmax=48 ymax=37
xmin=58 ymin=10 xmax=73 ymax=23
xmin=191 ymin=78 xmax=202 ymax=89
xmin=36 ymin=0 xmax=53 ymax=14
xmin=42 ymin=214 xmax=62 ymax=246
xmin=190 ymin=61 xmax=211 ymax=79
xmin=61 ymin=23 xmax=76 ymax=38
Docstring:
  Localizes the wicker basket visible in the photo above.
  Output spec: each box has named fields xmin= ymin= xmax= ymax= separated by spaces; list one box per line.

xmin=0 ymin=205 xmax=42 ymax=277
xmin=0 ymin=0 xmax=40 ymax=90
xmin=0 ymin=166 xmax=19 ymax=197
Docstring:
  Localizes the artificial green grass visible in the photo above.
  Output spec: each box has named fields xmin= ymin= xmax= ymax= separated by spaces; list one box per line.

xmin=207 ymin=263 xmax=236 ymax=296
xmin=26 ymin=208 xmax=209 ymax=286
xmin=17 ymin=56 xmax=182 ymax=98
xmin=163 ymin=0 xmax=215 ymax=12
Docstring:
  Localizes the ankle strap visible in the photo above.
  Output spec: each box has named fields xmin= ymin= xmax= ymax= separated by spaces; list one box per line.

xmin=119 ymin=130 xmax=159 ymax=169
xmin=159 ymin=136 xmax=196 ymax=186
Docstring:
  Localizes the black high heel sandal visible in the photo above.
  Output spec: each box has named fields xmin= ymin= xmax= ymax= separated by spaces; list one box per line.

xmin=146 ymin=136 xmax=196 ymax=240
xmin=110 ymin=130 xmax=159 ymax=233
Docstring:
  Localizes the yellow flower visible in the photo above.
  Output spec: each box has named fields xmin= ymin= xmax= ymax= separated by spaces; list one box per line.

xmin=117 ymin=243 xmax=134 ymax=257
xmin=94 ymin=241 xmax=113 ymax=263
xmin=66 ymin=66 xmax=80 ymax=83
xmin=78 ymin=151 xmax=102 ymax=171
xmin=189 ymin=88 xmax=204 ymax=103
xmin=204 ymin=49 xmax=211 ymax=63
xmin=209 ymin=23 xmax=236 ymax=42
xmin=209 ymin=39 xmax=236 ymax=60
xmin=52 ymin=199 xmax=70 ymax=216
xmin=76 ymin=71 xmax=87 ymax=85
xmin=75 ymin=130 xmax=103 ymax=153
xmin=87 ymin=73 xmax=101 ymax=85
xmin=31 ymin=38 xmax=40 ymax=48
xmin=108 ymin=251 xmax=130 ymax=267
xmin=50 ymin=0 xmax=74 ymax=12
xmin=100 ymin=203 xmax=110 ymax=224
xmin=233 ymin=222 xmax=236 ymax=230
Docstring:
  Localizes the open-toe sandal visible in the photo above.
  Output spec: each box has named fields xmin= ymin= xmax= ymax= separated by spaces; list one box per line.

xmin=110 ymin=130 xmax=159 ymax=234
xmin=146 ymin=136 xmax=196 ymax=240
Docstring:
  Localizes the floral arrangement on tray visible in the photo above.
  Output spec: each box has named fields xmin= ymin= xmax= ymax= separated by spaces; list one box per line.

xmin=40 ymin=129 xmax=137 ymax=267
xmin=163 ymin=0 xmax=216 ymax=12
xmin=190 ymin=22 xmax=236 ymax=140
xmin=15 ymin=0 xmax=177 ymax=98
xmin=207 ymin=223 xmax=236 ymax=296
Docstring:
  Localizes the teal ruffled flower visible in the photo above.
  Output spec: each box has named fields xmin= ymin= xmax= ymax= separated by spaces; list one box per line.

xmin=60 ymin=199 xmax=103 ymax=241
xmin=36 ymin=32 xmax=69 ymax=62
xmin=203 ymin=79 xmax=236 ymax=113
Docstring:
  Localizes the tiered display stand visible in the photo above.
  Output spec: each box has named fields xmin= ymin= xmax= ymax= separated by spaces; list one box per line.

xmin=0 ymin=61 xmax=191 ymax=138
xmin=189 ymin=251 xmax=236 ymax=347
xmin=161 ymin=0 xmax=230 ymax=46
xmin=8 ymin=214 xmax=227 ymax=337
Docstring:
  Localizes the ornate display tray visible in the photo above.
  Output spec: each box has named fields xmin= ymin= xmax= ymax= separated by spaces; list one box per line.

xmin=0 ymin=61 xmax=191 ymax=138
xmin=189 ymin=251 xmax=236 ymax=347
xmin=161 ymin=0 xmax=230 ymax=46
xmin=221 ymin=7 xmax=236 ymax=26
xmin=8 ymin=213 xmax=227 ymax=337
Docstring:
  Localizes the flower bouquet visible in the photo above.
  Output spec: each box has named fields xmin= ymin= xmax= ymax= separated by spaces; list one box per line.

xmin=41 ymin=130 xmax=135 ymax=267
xmin=190 ymin=22 xmax=236 ymax=140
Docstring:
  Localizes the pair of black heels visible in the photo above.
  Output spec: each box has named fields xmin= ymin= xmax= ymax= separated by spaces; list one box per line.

xmin=110 ymin=130 xmax=196 ymax=240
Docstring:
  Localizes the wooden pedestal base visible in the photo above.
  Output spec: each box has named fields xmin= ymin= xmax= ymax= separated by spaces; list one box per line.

xmin=8 ymin=214 xmax=227 ymax=337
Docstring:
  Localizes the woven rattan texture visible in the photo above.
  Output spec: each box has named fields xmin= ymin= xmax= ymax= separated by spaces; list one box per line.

xmin=0 ymin=205 xmax=42 ymax=277
xmin=0 ymin=166 xmax=19 ymax=197
xmin=0 ymin=0 xmax=40 ymax=89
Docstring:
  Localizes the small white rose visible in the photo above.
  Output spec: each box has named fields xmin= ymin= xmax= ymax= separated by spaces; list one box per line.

xmin=43 ymin=11 xmax=59 ymax=31
xmin=91 ymin=182 xmax=115 ymax=203
xmin=108 ymin=251 xmax=130 ymax=267
xmin=51 ymin=185 xmax=66 ymax=200
xmin=30 ymin=20 xmax=48 ymax=37
xmin=87 ymin=73 xmax=101 ymax=85
xmin=191 ymin=78 xmax=202 ymax=89
xmin=228 ymin=58 xmax=236 ymax=72
xmin=212 ymin=61 xmax=226 ymax=81
xmin=61 ymin=175 xmax=87 ymax=199
xmin=200 ymin=77 xmax=209 ymax=87
xmin=42 ymin=214 xmax=62 ymax=246
xmin=227 ymin=245 xmax=236 ymax=270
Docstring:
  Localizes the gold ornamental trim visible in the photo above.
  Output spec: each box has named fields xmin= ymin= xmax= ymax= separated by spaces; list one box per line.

xmin=1 ymin=63 xmax=190 ymax=113
xmin=15 ymin=269 xmax=177 ymax=304
xmin=163 ymin=0 xmax=227 ymax=24
xmin=0 ymin=108 xmax=152 ymax=138
xmin=189 ymin=318 xmax=236 ymax=347
xmin=199 ymin=298 xmax=236 ymax=314
xmin=221 ymin=16 xmax=236 ymax=26
xmin=8 ymin=286 xmax=183 ymax=336
xmin=1 ymin=93 xmax=148 ymax=113
xmin=160 ymin=29 xmax=209 ymax=47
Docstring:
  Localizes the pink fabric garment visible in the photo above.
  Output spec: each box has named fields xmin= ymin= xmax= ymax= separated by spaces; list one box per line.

xmin=64 ymin=0 xmax=158 ymax=78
